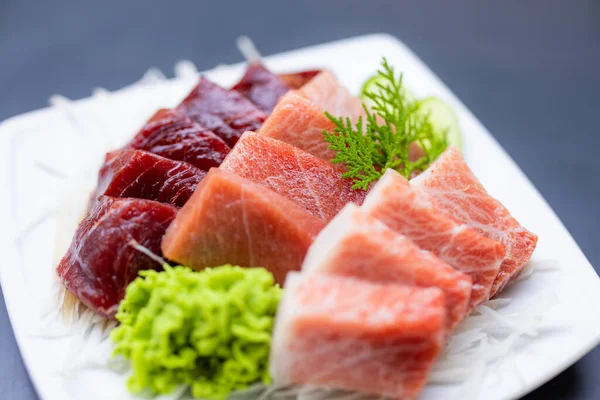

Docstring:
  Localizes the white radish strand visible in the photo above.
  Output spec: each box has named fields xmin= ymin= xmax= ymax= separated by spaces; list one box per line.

xmin=174 ymin=60 xmax=199 ymax=80
xmin=237 ymin=35 xmax=263 ymax=63
xmin=34 ymin=160 xmax=69 ymax=180
xmin=128 ymin=239 xmax=168 ymax=266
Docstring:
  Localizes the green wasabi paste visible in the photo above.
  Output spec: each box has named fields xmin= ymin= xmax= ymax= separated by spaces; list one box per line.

xmin=110 ymin=264 xmax=283 ymax=399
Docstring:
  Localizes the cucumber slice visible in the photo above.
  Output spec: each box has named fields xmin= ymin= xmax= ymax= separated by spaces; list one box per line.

xmin=360 ymin=74 xmax=416 ymax=104
xmin=418 ymin=96 xmax=462 ymax=151
xmin=360 ymin=74 xmax=462 ymax=151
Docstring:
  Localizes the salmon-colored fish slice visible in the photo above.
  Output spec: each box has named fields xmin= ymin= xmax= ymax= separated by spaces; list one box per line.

xmin=411 ymin=147 xmax=538 ymax=296
xmin=161 ymin=168 xmax=325 ymax=284
xmin=302 ymin=203 xmax=471 ymax=330
xmin=298 ymin=70 xmax=364 ymax=121
xmin=219 ymin=131 xmax=366 ymax=221
xmin=270 ymin=272 xmax=446 ymax=399
xmin=362 ymin=169 xmax=505 ymax=309
xmin=259 ymin=91 xmax=338 ymax=163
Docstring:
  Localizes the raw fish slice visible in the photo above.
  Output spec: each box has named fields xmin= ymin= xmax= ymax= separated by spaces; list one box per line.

xmin=232 ymin=63 xmax=291 ymax=113
xmin=161 ymin=168 xmax=325 ymax=284
xmin=270 ymin=273 xmax=446 ymax=399
xmin=279 ymin=70 xmax=321 ymax=89
xmin=411 ymin=147 xmax=538 ymax=296
xmin=302 ymin=204 xmax=471 ymax=330
xmin=259 ymin=91 xmax=338 ymax=163
xmin=298 ymin=70 xmax=364 ymax=121
xmin=93 ymin=149 xmax=206 ymax=208
xmin=362 ymin=169 xmax=505 ymax=309
xmin=177 ymin=77 xmax=266 ymax=146
xmin=128 ymin=109 xmax=230 ymax=171
xmin=57 ymin=196 xmax=177 ymax=318
xmin=219 ymin=131 xmax=366 ymax=221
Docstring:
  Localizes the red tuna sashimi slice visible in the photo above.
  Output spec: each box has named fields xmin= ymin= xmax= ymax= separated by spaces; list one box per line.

xmin=219 ymin=131 xmax=366 ymax=221
xmin=232 ymin=63 xmax=291 ymax=113
xmin=279 ymin=69 xmax=321 ymax=89
xmin=161 ymin=168 xmax=325 ymax=284
xmin=259 ymin=91 xmax=338 ymax=163
xmin=176 ymin=77 xmax=266 ymax=146
xmin=298 ymin=70 xmax=364 ymax=121
xmin=57 ymin=196 xmax=177 ymax=318
xmin=362 ymin=169 xmax=505 ymax=309
xmin=410 ymin=147 xmax=538 ymax=296
xmin=92 ymin=149 xmax=206 ymax=208
xmin=270 ymin=272 xmax=446 ymax=399
xmin=302 ymin=203 xmax=471 ymax=330
xmin=127 ymin=109 xmax=230 ymax=171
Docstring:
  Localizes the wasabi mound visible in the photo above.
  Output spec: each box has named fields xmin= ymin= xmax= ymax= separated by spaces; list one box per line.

xmin=111 ymin=264 xmax=282 ymax=399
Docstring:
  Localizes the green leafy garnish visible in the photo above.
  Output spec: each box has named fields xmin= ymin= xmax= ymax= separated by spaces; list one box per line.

xmin=111 ymin=264 xmax=282 ymax=400
xmin=323 ymin=58 xmax=448 ymax=190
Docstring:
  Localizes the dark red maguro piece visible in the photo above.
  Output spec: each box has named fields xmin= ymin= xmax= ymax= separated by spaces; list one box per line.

xmin=128 ymin=109 xmax=230 ymax=171
xmin=279 ymin=70 xmax=321 ymax=89
xmin=57 ymin=196 xmax=177 ymax=318
xmin=92 ymin=149 xmax=206 ymax=208
xmin=232 ymin=63 xmax=291 ymax=113
xmin=176 ymin=77 xmax=267 ymax=146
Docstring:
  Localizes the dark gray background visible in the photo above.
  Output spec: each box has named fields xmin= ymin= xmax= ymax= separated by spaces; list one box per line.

xmin=1 ymin=0 xmax=598 ymax=399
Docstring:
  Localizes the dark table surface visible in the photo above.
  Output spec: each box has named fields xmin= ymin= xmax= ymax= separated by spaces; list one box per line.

xmin=1 ymin=0 xmax=599 ymax=399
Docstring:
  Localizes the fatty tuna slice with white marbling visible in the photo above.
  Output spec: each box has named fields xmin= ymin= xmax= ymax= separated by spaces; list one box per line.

xmin=302 ymin=203 xmax=471 ymax=330
xmin=270 ymin=273 xmax=446 ymax=400
xmin=298 ymin=70 xmax=365 ymax=119
xmin=219 ymin=131 xmax=366 ymax=221
xmin=411 ymin=147 xmax=538 ymax=296
xmin=259 ymin=91 xmax=339 ymax=163
xmin=362 ymin=168 xmax=505 ymax=309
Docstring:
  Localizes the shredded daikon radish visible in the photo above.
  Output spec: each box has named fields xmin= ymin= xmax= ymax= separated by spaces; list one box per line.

xmin=532 ymin=259 xmax=561 ymax=271
xmin=516 ymin=263 xmax=536 ymax=281
xmin=34 ymin=160 xmax=68 ymax=179
xmin=445 ymin=329 xmax=486 ymax=354
xmin=128 ymin=239 xmax=167 ymax=266
xmin=136 ymin=67 xmax=168 ymax=85
xmin=236 ymin=35 xmax=262 ymax=62
xmin=174 ymin=60 xmax=199 ymax=80
xmin=477 ymin=306 xmax=538 ymax=337
xmin=481 ymin=297 xmax=511 ymax=310
xmin=455 ymin=356 xmax=486 ymax=400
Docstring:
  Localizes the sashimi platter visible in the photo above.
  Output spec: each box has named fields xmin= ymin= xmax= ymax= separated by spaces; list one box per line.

xmin=1 ymin=34 xmax=599 ymax=400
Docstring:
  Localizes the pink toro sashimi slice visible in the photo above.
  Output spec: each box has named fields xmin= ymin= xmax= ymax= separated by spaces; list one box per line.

xmin=298 ymin=70 xmax=365 ymax=120
xmin=270 ymin=272 xmax=446 ymax=399
xmin=161 ymin=168 xmax=325 ymax=284
xmin=362 ymin=169 xmax=506 ymax=309
xmin=302 ymin=203 xmax=471 ymax=330
xmin=411 ymin=147 xmax=538 ymax=296
xmin=176 ymin=77 xmax=267 ymax=146
xmin=259 ymin=91 xmax=338 ymax=163
xmin=219 ymin=131 xmax=366 ymax=221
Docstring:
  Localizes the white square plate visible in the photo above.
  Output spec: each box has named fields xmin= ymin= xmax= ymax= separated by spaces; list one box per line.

xmin=1 ymin=34 xmax=599 ymax=400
